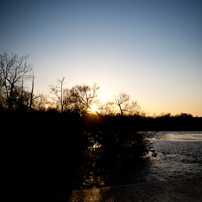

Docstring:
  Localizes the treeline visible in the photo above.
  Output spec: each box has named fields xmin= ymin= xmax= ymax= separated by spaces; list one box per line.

xmin=1 ymin=52 xmax=201 ymax=129
xmin=0 ymin=52 xmax=142 ymax=117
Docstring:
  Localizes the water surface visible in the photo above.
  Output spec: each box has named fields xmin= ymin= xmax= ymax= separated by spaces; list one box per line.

xmin=147 ymin=131 xmax=202 ymax=182
xmin=74 ymin=131 xmax=202 ymax=189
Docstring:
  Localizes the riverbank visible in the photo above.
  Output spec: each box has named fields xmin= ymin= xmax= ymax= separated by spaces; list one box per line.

xmin=22 ymin=177 xmax=202 ymax=201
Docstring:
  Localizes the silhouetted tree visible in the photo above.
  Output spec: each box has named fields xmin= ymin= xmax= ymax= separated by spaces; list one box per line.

xmin=99 ymin=100 xmax=115 ymax=115
xmin=49 ymin=77 xmax=67 ymax=113
xmin=114 ymin=92 xmax=140 ymax=116
xmin=29 ymin=74 xmax=35 ymax=111
xmin=179 ymin=113 xmax=193 ymax=118
xmin=32 ymin=93 xmax=48 ymax=111
xmin=16 ymin=86 xmax=30 ymax=111
xmin=69 ymin=83 xmax=100 ymax=114
xmin=0 ymin=52 xmax=34 ymax=110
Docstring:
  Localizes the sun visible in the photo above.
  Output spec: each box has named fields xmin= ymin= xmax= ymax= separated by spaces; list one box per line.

xmin=90 ymin=104 xmax=98 ymax=113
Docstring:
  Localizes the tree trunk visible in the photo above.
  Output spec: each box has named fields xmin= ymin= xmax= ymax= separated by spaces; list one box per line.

xmin=60 ymin=79 xmax=63 ymax=113
xmin=29 ymin=75 xmax=34 ymax=112
xmin=119 ymin=104 xmax=123 ymax=117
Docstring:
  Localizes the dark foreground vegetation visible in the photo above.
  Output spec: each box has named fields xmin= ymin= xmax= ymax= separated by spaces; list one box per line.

xmin=1 ymin=52 xmax=201 ymax=198
xmin=3 ymin=111 xmax=155 ymax=198
xmin=3 ymin=110 xmax=202 ymax=197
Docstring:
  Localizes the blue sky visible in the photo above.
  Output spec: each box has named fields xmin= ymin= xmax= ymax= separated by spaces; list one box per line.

xmin=1 ymin=0 xmax=202 ymax=116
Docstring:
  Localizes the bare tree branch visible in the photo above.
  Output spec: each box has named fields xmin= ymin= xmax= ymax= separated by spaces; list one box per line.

xmin=49 ymin=77 xmax=66 ymax=113
xmin=69 ymin=83 xmax=100 ymax=114
xmin=114 ymin=92 xmax=140 ymax=116
xmin=0 ymin=52 xmax=33 ymax=110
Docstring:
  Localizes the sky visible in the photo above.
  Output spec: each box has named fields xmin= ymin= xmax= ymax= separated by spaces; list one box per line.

xmin=1 ymin=0 xmax=202 ymax=116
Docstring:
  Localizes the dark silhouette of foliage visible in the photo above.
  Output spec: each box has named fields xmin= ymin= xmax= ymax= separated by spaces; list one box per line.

xmin=69 ymin=83 xmax=100 ymax=114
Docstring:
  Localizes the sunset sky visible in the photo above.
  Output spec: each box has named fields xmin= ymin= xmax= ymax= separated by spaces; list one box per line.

xmin=1 ymin=0 xmax=202 ymax=116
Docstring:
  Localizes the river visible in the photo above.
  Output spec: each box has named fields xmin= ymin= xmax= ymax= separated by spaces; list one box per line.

xmin=74 ymin=131 xmax=202 ymax=189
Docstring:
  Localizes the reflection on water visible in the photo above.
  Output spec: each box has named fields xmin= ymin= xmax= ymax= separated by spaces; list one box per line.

xmin=72 ymin=131 xmax=202 ymax=190
xmin=70 ymin=187 xmax=102 ymax=201
xmin=154 ymin=131 xmax=202 ymax=141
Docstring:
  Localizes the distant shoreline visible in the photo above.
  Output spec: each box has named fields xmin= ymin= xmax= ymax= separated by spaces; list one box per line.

xmin=1 ymin=110 xmax=202 ymax=131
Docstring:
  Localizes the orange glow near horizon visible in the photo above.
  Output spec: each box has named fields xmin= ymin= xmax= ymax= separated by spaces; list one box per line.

xmin=90 ymin=104 xmax=98 ymax=114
